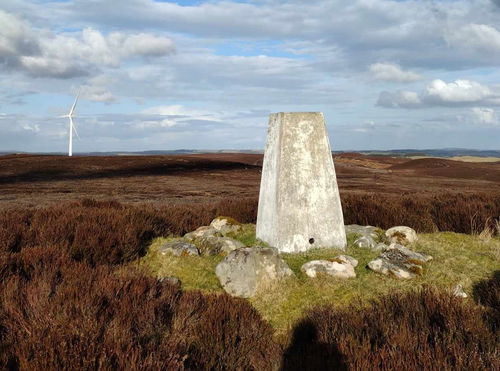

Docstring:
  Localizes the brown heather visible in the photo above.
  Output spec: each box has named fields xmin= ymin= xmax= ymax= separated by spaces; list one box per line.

xmin=0 ymin=195 xmax=499 ymax=370
xmin=1 ymin=248 xmax=497 ymax=370
xmin=282 ymin=286 xmax=499 ymax=371
xmin=0 ymin=246 xmax=280 ymax=370
xmin=473 ymin=271 xmax=500 ymax=334
xmin=0 ymin=198 xmax=258 ymax=266
xmin=1 ymin=193 xmax=499 ymax=265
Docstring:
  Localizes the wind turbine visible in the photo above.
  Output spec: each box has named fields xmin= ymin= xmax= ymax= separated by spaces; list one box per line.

xmin=63 ymin=92 xmax=81 ymax=156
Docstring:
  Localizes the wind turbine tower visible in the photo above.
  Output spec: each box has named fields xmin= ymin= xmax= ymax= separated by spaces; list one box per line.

xmin=64 ymin=92 xmax=80 ymax=157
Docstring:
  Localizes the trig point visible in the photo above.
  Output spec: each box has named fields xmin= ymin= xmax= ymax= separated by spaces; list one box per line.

xmin=256 ymin=112 xmax=346 ymax=253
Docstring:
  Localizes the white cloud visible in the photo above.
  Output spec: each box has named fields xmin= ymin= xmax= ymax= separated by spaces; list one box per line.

xmin=118 ymin=33 xmax=175 ymax=57
xmin=142 ymin=105 xmax=221 ymax=121
xmin=135 ymin=118 xmax=177 ymax=129
xmin=379 ymin=79 xmax=500 ymax=108
xmin=369 ymin=63 xmax=423 ymax=82
xmin=21 ymin=123 xmax=40 ymax=132
xmin=469 ymin=107 xmax=499 ymax=125
xmin=80 ymin=84 xmax=115 ymax=103
xmin=48 ymin=0 xmax=500 ymax=71
xmin=445 ymin=24 xmax=500 ymax=53
xmin=0 ymin=10 xmax=37 ymax=58
xmin=377 ymin=90 xmax=421 ymax=108
xmin=353 ymin=120 xmax=376 ymax=133
xmin=0 ymin=10 xmax=175 ymax=78
xmin=423 ymin=79 xmax=493 ymax=104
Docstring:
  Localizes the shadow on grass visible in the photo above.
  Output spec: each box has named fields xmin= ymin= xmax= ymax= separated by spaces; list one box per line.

xmin=472 ymin=270 xmax=499 ymax=332
xmin=281 ymin=320 xmax=347 ymax=371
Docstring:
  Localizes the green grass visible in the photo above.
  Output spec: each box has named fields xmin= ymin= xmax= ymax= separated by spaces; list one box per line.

xmin=225 ymin=223 xmax=269 ymax=247
xmin=137 ymin=237 xmax=223 ymax=291
xmin=136 ymin=230 xmax=500 ymax=339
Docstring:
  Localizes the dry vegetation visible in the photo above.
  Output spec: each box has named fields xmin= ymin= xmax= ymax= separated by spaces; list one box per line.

xmin=1 ymin=193 xmax=499 ymax=260
xmin=0 ymin=153 xmax=499 ymax=369
xmin=1 ymin=243 xmax=498 ymax=370
xmin=0 ymin=247 xmax=280 ymax=370
xmin=282 ymin=286 xmax=499 ymax=370
xmin=1 ymin=153 xmax=499 ymax=207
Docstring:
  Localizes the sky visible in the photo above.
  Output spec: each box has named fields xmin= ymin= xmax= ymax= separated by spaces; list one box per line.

xmin=1 ymin=0 xmax=500 ymax=153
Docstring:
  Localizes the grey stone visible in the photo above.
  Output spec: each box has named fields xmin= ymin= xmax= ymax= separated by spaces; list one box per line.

xmin=215 ymin=247 xmax=294 ymax=298
xmin=184 ymin=226 xmax=221 ymax=241
xmin=382 ymin=243 xmax=432 ymax=264
xmin=218 ymin=237 xmax=245 ymax=255
xmin=210 ymin=217 xmax=242 ymax=235
xmin=452 ymin=284 xmax=468 ymax=298
xmin=159 ymin=240 xmax=199 ymax=256
xmin=301 ymin=260 xmax=356 ymax=279
xmin=353 ymin=235 xmax=376 ymax=249
xmin=367 ymin=258 xmax=418 ymax=279
xmin=367 ymin=243 xmax=432 ymax=279
xmin=197 ymin=236 xmax=245 ymax=256
xmin=256 ymin=112 xmax=346 ymax=253
xmin=385 ymin=226 xmax=418 ymax=245
xmin=374 ymin=243 xmax=388 ymax=251
xmin=159 ymin=276 xmax=181 ymax=286
xmin=335 ymin=255 xmax=358 ymax=267
xmin=345 ymin=224 xmax=379 ymax=239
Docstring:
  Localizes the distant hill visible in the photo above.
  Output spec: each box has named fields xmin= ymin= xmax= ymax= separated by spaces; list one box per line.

xmin=1 ymin=148 xmax=499 ymax=158
xmin=0 ymin=149 xmax=263 ymax=156
xmin=351 ymin=149 xmax=500 ymax=158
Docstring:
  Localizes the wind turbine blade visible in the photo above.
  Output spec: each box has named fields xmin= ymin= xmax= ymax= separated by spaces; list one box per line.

xmin=72 ymin=119 xmax=81 ymax=140
xmin=69 ymin=91 xmax=80 ymax=116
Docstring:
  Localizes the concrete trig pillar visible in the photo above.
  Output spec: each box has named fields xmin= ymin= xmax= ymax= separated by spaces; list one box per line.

xmin=256 ymin=112 xmax=346 ymax=253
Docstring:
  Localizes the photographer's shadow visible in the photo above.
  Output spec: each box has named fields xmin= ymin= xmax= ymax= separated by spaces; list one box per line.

xmin=281 ymin=319 xmax=347 ymax=371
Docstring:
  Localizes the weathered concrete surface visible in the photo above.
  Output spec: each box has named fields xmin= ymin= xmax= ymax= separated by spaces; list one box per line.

xmin=256 ymin=112 xmax=346 ymax=253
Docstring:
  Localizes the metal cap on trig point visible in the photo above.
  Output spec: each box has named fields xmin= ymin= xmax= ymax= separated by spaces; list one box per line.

xmin=256 ymin=112 xmax=346 ymax=253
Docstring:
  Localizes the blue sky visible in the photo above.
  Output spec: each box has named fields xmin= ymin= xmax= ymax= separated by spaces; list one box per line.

xmin=1 ymin=0 xmax=500 ymax=152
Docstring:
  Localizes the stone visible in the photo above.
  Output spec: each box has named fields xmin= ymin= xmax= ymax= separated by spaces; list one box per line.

xmin=452 ymin=284 xmax=468 ymax=298
xmin=334 ymin=255 xmax=358 ymax=267
xmin=197 ymin=236 xmax=245 ymax=256
xmin=218 ymin=237 xmax=245 ymax=255
xmin=374 ymin=243 xmax=388 ymax=251
xmin=159 ymin=276 xmax=181 ymax=286
xmin=353 ymin=236 xmax=376 ymax=249
xmin=385 ymin=226 xmax=418 ymax=245
xmin=301 ymin=260 xmax=356 ymax=279
xmin=215 ymin=247 xmax=294 ymax=298
xmin=184 ymin=226 xmax=221 ymax=241
xmin=367 ymin=258 xmax=417 ymax=279
xmin=210 ymin=216 xmax=242 ymax=235
xmin=382 ymin=243 xmax=432 ymax=264
xmin=159 ymin=240 xmax=199 ymax=256
xmin=345 ymin=224 xmax=379 ymax=240
xmin=367 ymin=243 xmax=432 ymax=279
xmin=256 ymin=112 xmax=346 ymax=253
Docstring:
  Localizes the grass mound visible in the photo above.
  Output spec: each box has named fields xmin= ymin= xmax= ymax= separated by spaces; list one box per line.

xmin=141 ymin=229 xmax=500 ymax=339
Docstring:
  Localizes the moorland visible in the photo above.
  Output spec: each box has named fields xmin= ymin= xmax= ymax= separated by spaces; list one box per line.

xmin=0 ymin=153 xmax=499 ymax=370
